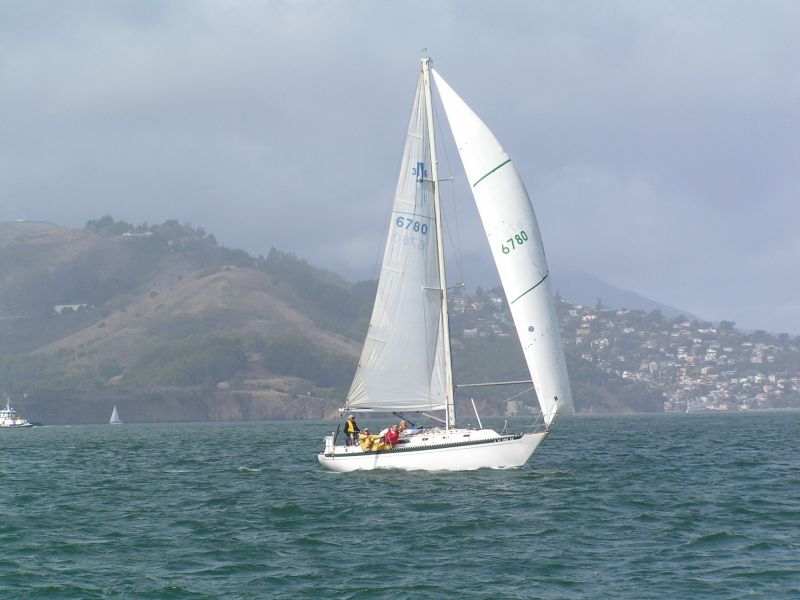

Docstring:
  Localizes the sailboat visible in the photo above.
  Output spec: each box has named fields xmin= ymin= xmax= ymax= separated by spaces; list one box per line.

xmin=318 ymin=58 xmax=572 ymax=472
xmin=109 ymin=405 xmax=123 ymax=425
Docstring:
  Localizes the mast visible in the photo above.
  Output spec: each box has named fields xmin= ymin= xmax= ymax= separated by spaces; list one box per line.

xmin=421 ymin=57 xmax=456 ymax=429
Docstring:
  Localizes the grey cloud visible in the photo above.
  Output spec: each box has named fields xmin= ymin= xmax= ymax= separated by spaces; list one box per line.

xmin=1 ymin=0 xmax=797 ymax=333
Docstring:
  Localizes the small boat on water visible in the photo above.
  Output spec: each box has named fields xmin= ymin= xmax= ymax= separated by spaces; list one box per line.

xmin=109 ymin=405 xmax=123 ymax=425
xmin=318 ymin=58 xmax=573 ymax=472
xmin=0 ymin=399 xmax=33 ymax=428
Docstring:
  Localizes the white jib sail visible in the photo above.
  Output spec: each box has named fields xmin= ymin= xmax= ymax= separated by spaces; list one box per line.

xmin=432 ymin=69 xmax=573 ymax=426
xmin=346 ymin=72 xmax=447 ymax=413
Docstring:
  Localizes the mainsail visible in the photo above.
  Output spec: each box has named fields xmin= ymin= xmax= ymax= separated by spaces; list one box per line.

xmin=345 ymin=72 xmax=447 ymax=413
xmin=431 ymin=69 xmax=574 ymax=426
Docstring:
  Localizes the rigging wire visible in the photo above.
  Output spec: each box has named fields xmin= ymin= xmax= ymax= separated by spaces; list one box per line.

xmin=427 ymin=70 xmax=461 ymax=425
xmin=503 ymin=385 xmax=536 ymax=404
xmin=432 ymin=89 xmax=466 ymax=287
xmin=421 ymin=83 xmax=439 ymax=416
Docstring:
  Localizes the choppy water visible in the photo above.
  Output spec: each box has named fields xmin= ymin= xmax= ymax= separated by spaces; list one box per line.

xmin=1 ymin=413 xmax=799 ymax=599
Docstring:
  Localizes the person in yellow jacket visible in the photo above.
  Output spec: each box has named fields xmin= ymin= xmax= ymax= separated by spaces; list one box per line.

xmin=358 ymin=429 xmax=384 ymax=452
xmin=344 ymin=414 xmax=360 ymax=446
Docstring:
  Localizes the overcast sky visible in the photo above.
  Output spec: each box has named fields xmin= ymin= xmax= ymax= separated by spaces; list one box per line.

xmin=2 ymin=1 xmax=798 ymax=333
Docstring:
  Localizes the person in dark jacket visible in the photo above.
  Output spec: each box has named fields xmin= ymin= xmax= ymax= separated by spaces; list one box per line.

xmin=344 ymin=414 xmax=360 ymax=446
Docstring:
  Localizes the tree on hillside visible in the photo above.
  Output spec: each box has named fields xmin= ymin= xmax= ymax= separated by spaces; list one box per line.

xmin=128 ymin=335 xmax=246 ymax=386
xmin=85 ymin=215 xmax=133 ymax=236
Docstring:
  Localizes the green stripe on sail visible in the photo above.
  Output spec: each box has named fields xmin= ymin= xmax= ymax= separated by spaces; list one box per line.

xmin=510 ymin=272 xmax=549 ymax=305
xmin=472 ymin=159 xmax=511 ymax=187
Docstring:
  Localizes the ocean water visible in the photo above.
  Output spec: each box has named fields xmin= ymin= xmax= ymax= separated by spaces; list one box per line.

xmin=1 ymin=412 xmax=799 ymax=599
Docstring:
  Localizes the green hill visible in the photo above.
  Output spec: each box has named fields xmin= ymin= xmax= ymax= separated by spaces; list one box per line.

xmin=0 ymin=217 xmax=367 ymax=423
xmin=6 ymin=216 xmax=771 ymax=424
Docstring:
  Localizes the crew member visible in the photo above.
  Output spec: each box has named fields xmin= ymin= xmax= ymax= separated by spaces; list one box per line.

xmin=344 ymin=414 xmax=360 ymax=446
xmin=359 ymin=428 xmax=381 ymax=451
xmin=384 ymin=424 xmax=400 ymax=449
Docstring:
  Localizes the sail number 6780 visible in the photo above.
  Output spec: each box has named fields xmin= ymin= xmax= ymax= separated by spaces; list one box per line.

xmin=396 ymin=216 xmax=429 ymax=235
xmin=501 ymin=230 xmax=528 ymax=254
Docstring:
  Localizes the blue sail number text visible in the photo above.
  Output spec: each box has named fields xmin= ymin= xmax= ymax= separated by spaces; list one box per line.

xmin=396 ymin=216 xmax=429 ymax=235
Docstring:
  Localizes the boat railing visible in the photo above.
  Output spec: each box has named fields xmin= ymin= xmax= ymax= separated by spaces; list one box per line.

xmin=522 ymin=412 xmax=547 ymax=434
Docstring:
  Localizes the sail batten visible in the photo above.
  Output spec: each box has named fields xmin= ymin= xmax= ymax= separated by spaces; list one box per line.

xmin=473 ymin=159 xmax=512 ymax=187
xmin=510 ymin=272 xmax=549 ymax=305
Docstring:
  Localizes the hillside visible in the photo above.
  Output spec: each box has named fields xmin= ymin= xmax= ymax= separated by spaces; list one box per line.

xmin=552 ymin=270 xmax=701 ymax=320
xmin=4 ymin=217 xmax=795 ymax=424
xmin=0 ymin=218 xmax=367 ymax=423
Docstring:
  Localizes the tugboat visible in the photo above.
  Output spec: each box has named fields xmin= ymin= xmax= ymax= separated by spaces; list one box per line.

xmin=0 ymin=399 xmax=33 ymax=428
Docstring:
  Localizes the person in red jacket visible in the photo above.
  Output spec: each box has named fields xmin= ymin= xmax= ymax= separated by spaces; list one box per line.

xmin=384 ymin=424 xmax=400 ymax=449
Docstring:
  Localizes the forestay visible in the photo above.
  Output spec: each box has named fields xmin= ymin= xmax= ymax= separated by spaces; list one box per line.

xmin=432 ymin=69 xmax=573 ymax=426
xmin=345 ymin=73 xmax=447 ymax=413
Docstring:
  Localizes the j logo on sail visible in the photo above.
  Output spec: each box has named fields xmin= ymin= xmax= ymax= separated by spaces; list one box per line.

xmin=412 ymin=162 xmax=428 ymax=182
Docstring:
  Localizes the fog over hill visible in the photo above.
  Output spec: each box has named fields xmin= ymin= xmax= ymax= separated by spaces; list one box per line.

xmin=552 ymin=271 xmax=701 ymax=321
xmin=4 ymin=2 xmax=797 ymax=335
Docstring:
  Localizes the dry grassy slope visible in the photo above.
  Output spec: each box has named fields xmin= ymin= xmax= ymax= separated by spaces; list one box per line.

xmin=40 ymin=262 xmax=360 ymax=365
xmin=0 ymin=221 xmax=367 ymax=421
xmin=0 ymin=222 xmax=95 ymax=305
xmin=0 ymin=221 xmax=162 ymax=314
xmin=0 ymin=221 xmax=117 ymax=278
xmin=1 ymin=220 xmax=360 ymax=367
xmin=0 ymin=221 xmax=82 ymax=255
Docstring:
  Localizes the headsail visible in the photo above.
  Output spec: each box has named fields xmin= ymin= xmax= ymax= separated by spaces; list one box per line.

xmin=432 ymin=69 xmax=573 ymax=426
xmin=345 ymin=71 xmax=447 ymax=413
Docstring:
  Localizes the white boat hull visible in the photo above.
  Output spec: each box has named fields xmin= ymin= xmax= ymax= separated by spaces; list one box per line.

xmin=0 ymin=401 xmax=32 ymax=427
xmin=318 ymin=429 xmax=548 ymax=472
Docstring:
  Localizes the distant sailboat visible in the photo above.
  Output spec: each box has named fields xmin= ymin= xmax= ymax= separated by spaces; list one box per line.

xmin=318 ymin=58 xmax=572 ymax=472
xmin=109 ymin=405 xmax=123 ymax=425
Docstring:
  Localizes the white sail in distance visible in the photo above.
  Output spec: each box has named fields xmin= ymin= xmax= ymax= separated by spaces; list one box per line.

xmin=431 ymin=69 xmax=573 ymax=426
xmin=345 ymin=72 xmax=447 ymax=413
